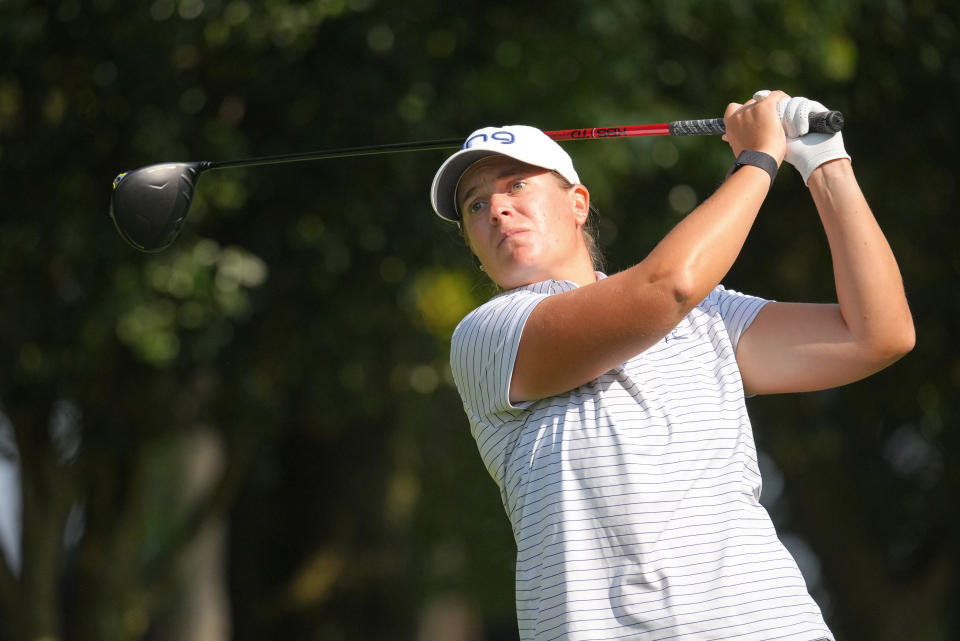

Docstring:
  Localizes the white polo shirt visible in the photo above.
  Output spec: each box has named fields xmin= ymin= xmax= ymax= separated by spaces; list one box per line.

xmin=450 ymin=276 xmax=833 ymax=641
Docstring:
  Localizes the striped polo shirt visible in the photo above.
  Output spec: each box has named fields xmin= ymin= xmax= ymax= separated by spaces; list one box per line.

xmin=450 ymin=276 xmax=833 ymax=641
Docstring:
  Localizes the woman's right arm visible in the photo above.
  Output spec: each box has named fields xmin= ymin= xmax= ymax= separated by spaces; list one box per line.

xmin=509 ymin=91 xmax=788 ymax=403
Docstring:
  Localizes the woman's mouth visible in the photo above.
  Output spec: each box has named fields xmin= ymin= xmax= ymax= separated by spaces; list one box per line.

xmin=498 ymin=229 xmax=528 ymax=247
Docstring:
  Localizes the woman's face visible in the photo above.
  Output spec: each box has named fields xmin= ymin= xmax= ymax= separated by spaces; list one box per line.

xmin=457 ymin=157 xmax=589 ymax=290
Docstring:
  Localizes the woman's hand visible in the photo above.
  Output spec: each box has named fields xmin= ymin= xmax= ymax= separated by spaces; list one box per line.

xmin=722 ymin=90 xmax=788 ymax=164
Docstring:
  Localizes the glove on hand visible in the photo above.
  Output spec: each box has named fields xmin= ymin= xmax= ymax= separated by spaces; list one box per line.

xmin=753 ymin=90 xmax=851 ymax=185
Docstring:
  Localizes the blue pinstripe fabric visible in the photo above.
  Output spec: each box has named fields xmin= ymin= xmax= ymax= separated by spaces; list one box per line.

xmin=450 ymin=277 xmax=833 ymax=641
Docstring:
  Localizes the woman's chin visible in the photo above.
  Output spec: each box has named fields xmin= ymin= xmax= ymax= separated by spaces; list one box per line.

xmin=492 ymin=264 xmax=552 ymax=290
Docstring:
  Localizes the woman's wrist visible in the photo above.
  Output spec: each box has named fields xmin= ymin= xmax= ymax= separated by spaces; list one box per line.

xmin=728 ymin=149 xmax=779 ymax=186
xmin=806 ymin=158 xmax=854 ymax=190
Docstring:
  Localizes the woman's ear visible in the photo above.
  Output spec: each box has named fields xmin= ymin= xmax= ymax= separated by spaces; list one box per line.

xmin=571 ymin=185 xmax=590 ymax=226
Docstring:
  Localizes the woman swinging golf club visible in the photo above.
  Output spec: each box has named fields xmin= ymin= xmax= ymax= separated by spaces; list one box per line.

xmin=429 ymin=90 xmax=914 ymax=641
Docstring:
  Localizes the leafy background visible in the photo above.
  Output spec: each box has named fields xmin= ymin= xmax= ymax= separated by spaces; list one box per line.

xmin=0 ymin=1 xmax=957 ymax=640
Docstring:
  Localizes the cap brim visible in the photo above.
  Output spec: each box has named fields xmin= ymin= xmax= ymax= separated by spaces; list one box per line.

xmin=430 ymin=148 xmax=503 ymax=222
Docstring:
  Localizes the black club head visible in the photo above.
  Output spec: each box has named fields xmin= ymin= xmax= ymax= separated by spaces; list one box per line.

xmin=109 ymin=162 xmax=202 ymax=252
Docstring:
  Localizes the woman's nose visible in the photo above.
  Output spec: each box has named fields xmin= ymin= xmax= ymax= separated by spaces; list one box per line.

xmin=487 ymin=192 xmax=513 ymax=221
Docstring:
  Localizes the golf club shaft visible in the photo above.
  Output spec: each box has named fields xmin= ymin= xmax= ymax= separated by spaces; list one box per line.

xmin=204 ymin=111 xmax=844 ymax=172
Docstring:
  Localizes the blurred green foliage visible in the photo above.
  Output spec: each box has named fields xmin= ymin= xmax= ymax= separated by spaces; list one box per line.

xmin=0 ymin=1 xmax=957 ymax=640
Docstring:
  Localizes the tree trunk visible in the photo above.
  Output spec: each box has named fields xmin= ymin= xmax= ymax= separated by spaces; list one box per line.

xmin=149 ymin=429 xmax=230 ymax=641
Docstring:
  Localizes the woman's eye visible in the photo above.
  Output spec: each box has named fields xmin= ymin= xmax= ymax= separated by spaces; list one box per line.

xmin=511 ymin=181 xmax=526 ymax=192
xmin=468 ymin=200 xmax=486 ymax=214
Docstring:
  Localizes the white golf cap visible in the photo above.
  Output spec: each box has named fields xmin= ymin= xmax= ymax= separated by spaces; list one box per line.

xmin=430 ymin=125 xmax=580 ymax=222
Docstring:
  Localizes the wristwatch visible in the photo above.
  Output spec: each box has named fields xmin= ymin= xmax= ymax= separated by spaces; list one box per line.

xmin=730 ymin=150 xmax=778 ymax=185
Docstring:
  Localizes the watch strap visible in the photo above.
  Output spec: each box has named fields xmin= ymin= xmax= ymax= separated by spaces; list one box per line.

xmin=730 ymin=149 xmax=778 ymax=185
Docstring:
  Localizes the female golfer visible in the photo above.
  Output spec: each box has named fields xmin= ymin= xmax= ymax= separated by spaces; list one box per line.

xmin=429 ymin=90 xmax=914 ymax=641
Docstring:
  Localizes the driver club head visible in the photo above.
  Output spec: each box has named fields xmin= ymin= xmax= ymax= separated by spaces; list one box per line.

xmin=109 ymin=162 xmax=203 ymax=252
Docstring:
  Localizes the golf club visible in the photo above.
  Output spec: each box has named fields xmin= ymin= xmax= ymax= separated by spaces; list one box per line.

xmin=109 ymin=110 xmax=843 ymax=252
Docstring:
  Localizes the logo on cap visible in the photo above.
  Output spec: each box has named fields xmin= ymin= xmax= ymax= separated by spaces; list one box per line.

xmin=462 ymin=130 xmax=516 ymax=149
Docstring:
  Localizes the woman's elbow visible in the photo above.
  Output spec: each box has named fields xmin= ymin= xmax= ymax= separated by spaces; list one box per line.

xmin=890 ymin=324 xmax=916 ymax=359
xmin=870 ymin=319 xmax=916 ymax=363
xmin=658 ymin=267 xmax=700 ymax=310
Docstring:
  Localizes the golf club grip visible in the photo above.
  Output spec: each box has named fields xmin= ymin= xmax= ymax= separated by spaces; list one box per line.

xmin=668 ymin=110 xmax=844 ymax=136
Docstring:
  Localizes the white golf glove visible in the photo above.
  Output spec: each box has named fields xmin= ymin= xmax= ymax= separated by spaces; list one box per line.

xmin=753 ymin=90 xmax=851 ymax=185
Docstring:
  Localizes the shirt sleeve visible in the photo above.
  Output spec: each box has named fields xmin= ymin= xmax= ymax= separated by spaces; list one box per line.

xmin=707 ymin=285 xmax=772 ymax=351
xmin=450 ymin=289 xmax=548 ymax=419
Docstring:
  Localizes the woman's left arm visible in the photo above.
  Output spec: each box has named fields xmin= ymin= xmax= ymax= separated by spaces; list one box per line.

xmin=736 ymin=158 xmax=915 ymax=395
